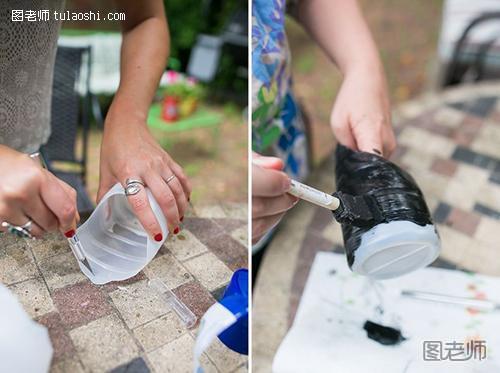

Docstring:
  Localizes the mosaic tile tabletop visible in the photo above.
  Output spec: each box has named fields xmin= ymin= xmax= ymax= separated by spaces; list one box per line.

xmin=0 ymin=203 xmax=248 ymax=373
xmin=253 ymin=82 xmax=500 ymax=373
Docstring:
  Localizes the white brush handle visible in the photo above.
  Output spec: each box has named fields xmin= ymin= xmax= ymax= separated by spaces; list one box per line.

xmin=288 ymin=179 xmax=340 ymax=211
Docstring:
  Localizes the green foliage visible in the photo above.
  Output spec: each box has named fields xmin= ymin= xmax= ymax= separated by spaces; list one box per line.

xmin=163 ymin=0 xmax=246 ymax=100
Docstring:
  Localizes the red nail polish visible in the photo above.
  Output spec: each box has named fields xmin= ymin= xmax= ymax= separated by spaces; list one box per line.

xmin=173 ymin=227 xmax=180 ymax=234
xmin=154 ymin=233 xmax=163 ymax=242
xmin=180 ymin=216 xmax=184 ymax=222
xmin=64 ymin=229 xmax=75 ymax=238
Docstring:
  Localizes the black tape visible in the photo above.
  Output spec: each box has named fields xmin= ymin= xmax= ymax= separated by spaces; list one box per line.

xmin=334 ymin=144 xmax=433 ymax=267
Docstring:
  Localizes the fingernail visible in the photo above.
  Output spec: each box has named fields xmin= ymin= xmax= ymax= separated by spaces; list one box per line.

xmin=173 ymin=227 xmax=180 ymax=234
xmin=373 ymin=148 xmax=382 ymax=155
xmin=154 ymin=233 xmax=163 ymax=242
xmin=180 ymin=216 xmax=184 ymax=222
xmin=64 ymin=229 xmax=75 ymax=238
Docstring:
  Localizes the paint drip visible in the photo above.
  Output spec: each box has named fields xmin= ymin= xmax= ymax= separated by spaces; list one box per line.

xmin=363 ymin=320 xmax=406 ymax=346
xmin=334 ymin=144 xmax=435 ymax=271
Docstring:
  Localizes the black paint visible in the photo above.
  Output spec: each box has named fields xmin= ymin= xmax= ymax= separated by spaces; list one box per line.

xmin=334 ymin=145 xmax=433 ymax=267
xmin=363 ymin=320 xmax=406 ymax=346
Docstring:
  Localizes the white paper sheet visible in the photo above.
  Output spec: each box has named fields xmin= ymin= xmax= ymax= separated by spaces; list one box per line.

xmin=273 ymin=253 xmax=500 ymax=373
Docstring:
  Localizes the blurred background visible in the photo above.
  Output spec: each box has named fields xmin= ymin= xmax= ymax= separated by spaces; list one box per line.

xmin=46 ymin=0 xmax=248 ymax=217
xmin=286 ymin=0 xmax=500 ymax=164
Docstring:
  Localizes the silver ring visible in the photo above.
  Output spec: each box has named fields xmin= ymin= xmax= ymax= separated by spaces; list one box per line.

xmin=124 ymin=178 xmax=145 ymax=196
xmin=20 ymin=220 xmax=32 ymax=231
xmin=165 ymin=174 xmax=176 ymax=184
xmin=125 ymin=178 xmax=145 ymax=187
xmin=1 ymin=221 xmax=34 ymax=239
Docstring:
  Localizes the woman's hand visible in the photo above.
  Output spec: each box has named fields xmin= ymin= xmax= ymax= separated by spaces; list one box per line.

xmin=330 ymin=66 xmax=396 ymax=158
xmin=0 ymin=145 xmax=78 ymax=238
xmin=252 ymin=153 xmax=298 ymax=245
xmin=98 ymin=121 xmax=191 ymax=240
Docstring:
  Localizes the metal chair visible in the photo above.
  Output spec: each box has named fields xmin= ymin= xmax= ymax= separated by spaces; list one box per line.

xmin=41 ymin=45 xmax=94 ymax=215
xmin=443 ymin=11 xmax=500 ymax=86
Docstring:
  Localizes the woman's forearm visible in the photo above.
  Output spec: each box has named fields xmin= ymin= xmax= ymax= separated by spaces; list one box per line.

xmin=296 ymin=0 xmax=382 ymax=76
xmin=107 ymin=0 xmax=169 ymax=128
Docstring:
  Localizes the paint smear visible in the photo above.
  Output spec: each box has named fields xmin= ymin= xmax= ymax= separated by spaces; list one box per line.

xmin=363 ymin=320 xmax=406 ymax=346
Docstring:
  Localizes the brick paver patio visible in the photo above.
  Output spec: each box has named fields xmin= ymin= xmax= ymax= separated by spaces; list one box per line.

xmin=0 ymin=203 xmax=248 ymax=373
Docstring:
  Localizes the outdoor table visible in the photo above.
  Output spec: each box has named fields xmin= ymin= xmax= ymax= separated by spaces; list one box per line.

xmin=0 ymin=203 xmax=248 ymax=372
xmin=252 ymin=82 xmax=500 ymax=372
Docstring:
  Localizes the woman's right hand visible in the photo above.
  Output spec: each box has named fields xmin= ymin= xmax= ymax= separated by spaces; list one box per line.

xmin=0 ymin=145 xmax=79 ymax=238
xmin=252 ymin=153 xmax=298 ymax=245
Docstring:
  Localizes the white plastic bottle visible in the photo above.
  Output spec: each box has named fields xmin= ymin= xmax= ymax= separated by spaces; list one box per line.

xmin=76 ymin=183 xmax=168 ymax=284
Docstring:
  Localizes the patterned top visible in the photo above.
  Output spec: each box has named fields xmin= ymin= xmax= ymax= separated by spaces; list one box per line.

xmin=0 ymin=0 xmax=64 ymax=153
xmin=252 ymin=0 xmax=291 ymax=152
xmin=252 ymin=0 xmax=309 ymax=180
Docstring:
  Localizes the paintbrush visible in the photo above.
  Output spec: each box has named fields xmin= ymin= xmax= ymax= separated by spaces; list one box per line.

xmin=288 ymin=179 xmax=384 ymax=227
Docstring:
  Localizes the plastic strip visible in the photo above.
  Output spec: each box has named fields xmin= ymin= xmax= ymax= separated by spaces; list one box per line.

xmin=148 ymin=279 xmax=197 ymax=328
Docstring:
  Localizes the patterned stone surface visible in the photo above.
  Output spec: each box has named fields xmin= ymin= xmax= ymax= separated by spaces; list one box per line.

xmin=253 ymin=83 xmax=500 ymax=372
xmin=0 ymin=203 xmax=247 ymax=372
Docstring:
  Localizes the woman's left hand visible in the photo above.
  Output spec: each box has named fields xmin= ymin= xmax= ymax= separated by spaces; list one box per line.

xmin=98 ymin=121 xmax=191 ymax=240
xmin=330 ymin=66 xmax=396 ymax=158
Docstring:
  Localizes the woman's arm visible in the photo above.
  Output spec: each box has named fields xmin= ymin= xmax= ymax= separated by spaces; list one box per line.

xmin=295 ymin=0 xmax=396 ymax=157
xmin=108 ymin=0 xmax=169 ymax=128
xmin=99 ymin=0 xmax=191 ymax=239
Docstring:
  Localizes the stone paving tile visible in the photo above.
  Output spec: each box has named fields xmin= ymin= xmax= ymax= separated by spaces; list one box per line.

xmin=194 ymin=205 xmax=227 ymax=218
xmin=444 ymin=208 xmax=481 ymax=237
xmin=101 ymin=271 xmax=147 ymax=293
xmin=70 ymin=314 xmax=140 ymax=372
xmin=52 ymin=281 xmax=113 ymax=329
xmin=230 ymin=225 xmax=248 ymax=248
xmin=49 ymin=358 xmax=85 ymax=373
xmin=452 ymin=146 xmax=500 ymax=171
xmin=143 ymin=251 xmax=192 ymax=290
xmin=38 ymin=252 xmax=87 ymax=291
xmin=205 ymin=234 xmax=248 ymax=271
xmin=166 ymin=229 xmax=208 ymax=262
xmin=205 ymin=338 xmax=247 ymax=372
xmin=30 ymin=234 xmax=70 ymax=262
xmin=37 ymin=312 xmax=75 ymax=363
xmin=400 ymin=148 xmax=435 ymax=173
xmin=0 ymin=238 xmax=38 ymax=285
xmin=474 ymin=216 xmax=499 ymax=248
xmin=109 ymin=357 xmax=150 ymax=373
xmin=147 ymin=333 xmax=217 ymax=373
xmin=398 ymin=126 xmax=456 ymax=158
xmin=109 ymin=280 xmax=170 ymax=329
xmin=433 ymin=106 xmax=464 ymax=128
xmin=173 ymin=280 xmax=216 ymax=322
xmin=433 ymin=202 xmax=452 ymax=223
xmin=471 ymin=122 xmax=500 ymax=159
xmin=431 ymin=158 xmax=458 ymax=177
xmin=474 ymin=203 xmax=500 ymax=220
xmin=133 ymin=311 xmax=186 ymax=352
xmin=183 ymin=252 xmax=233 ymax=292
xmin=476 ymin=182 xmax=500 ymax=212
xmin=213 ymin=218 xmax=247 ymax=235
xmin=182 ymin=217 xmax=223 ymax=243
xmin=220 ymin=203 xmax=248 ymax=220
xmin=9 ymin=277 xmax=54 ymax=318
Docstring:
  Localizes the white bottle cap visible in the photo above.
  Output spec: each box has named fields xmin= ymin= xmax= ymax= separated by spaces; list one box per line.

xmin=351 ymin=221 xmax=441 ymax=280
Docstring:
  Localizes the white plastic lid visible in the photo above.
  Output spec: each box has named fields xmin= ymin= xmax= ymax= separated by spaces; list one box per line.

xmin=351 ymin=221 xmax=441 ymax=280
